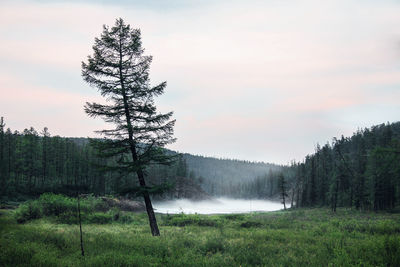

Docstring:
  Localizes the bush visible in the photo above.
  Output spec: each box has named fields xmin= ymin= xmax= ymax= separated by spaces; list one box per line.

xmin=38 ymin=193 xmax=77 ymax=217
xmin=13 ymin=194 xmax=131 ymax=224
xmin=14 ymin=202 xmax=42 ymax=223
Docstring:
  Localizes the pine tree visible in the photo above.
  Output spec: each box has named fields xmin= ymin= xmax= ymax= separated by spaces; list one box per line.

xmin=82 ymin=18 xmax=176 ymax=236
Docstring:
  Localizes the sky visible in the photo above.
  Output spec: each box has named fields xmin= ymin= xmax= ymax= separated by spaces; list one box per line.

xmin=1 ymin=0 xmax=399 ymax=164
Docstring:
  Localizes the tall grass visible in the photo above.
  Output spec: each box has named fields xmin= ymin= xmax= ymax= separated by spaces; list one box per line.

xmin=1 ymin=203 xmax=400 ymax=266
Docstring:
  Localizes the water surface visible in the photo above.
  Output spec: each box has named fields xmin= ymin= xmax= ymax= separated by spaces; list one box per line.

xmin=153 ymin=198 xmax=284 ymax=214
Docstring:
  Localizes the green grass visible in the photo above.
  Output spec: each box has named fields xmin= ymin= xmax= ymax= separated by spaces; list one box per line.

xmin=1 ymin=208 xmax=400 ymax=266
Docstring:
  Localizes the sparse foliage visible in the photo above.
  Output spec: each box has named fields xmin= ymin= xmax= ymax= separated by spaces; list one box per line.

xmin=82 ymin=18 xmax=176 ymax=236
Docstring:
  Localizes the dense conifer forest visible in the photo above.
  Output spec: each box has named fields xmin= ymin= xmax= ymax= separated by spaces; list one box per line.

xmin=284 ymin=121 xmax=400 ymax=211
xmin=0 ymin=117 xmax=283 ymax=201
xmin=0 ymin=117 xmax=182 ymax=200
xmin=1 ymin=116 xmax=399 ymax=212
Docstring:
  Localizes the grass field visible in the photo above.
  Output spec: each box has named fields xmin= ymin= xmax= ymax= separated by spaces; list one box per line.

xmin=1 ymin=207 xmax=400 ymax=266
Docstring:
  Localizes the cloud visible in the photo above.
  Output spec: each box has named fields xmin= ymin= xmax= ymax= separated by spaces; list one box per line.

xmin=1 ymin=0 xmax=400 ymax=163
xmin=0 ymin=73 xmax=107 ymax=137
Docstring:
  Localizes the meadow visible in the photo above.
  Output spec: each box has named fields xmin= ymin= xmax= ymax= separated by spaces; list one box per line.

xmin=1 ymin=195 xmax=400 ymax=266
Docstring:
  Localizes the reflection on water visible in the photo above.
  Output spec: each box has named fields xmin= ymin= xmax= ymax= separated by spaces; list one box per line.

xmin=153 ymin=198 xmax=284 ymax=214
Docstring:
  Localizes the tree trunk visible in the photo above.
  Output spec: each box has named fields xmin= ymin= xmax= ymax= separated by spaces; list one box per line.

xmin=120 ymin=85 xmax=160 ymax=235
xmin=296 ymin=187 xmax=300 ymax=208
xmin=290 ymin=188 xmax=294 ymax=208
xmin=133 ymin=154 xmax=160 ymax=236
xmin=282 ymin=193 xmax=286 ymax=210
xmin=333 ymin=177 xmax=339 ymax=212
xmin=77 ymin=194 xmax=85 ymax=257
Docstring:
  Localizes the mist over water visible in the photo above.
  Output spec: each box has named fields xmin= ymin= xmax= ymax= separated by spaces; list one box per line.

xmin=153 ymin=198 xmax=284 ymax=214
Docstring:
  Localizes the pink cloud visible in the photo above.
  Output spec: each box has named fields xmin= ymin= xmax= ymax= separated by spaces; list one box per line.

xmin=0 ymin=73 xmax=106 ymax=136
xmin=1 ymin=0 xmax=399 ymax=163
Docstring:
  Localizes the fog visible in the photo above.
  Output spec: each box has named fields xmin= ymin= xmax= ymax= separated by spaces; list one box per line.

xmin=153 ymin=198 xmax=285 ymax=214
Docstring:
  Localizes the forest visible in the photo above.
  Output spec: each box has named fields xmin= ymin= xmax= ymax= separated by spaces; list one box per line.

xmin=287 ymin=121 xmax=400 ymax=211
xmin=0 ymin=116 xmax=283 ymax=201
xmin=1 ymin=116 xmax=399 ymax=212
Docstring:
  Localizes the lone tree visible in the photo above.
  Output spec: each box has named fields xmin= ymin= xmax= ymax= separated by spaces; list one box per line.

xmin=82 ymin=18 xmax=176 ymax=236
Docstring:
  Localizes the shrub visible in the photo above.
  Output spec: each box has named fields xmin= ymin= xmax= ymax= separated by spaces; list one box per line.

xmin=13 ymin=194 xmax=130 ymax=224
xmin=14 ymin=202 xmax=42 ymax=223
xmin=38 ymin=193 xmax=76 ymax=217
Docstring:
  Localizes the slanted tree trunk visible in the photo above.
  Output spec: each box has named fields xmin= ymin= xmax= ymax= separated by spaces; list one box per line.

xmin=128 ymin=141 xmax=159 ymax=235
xmin=121 ymin=69 xmax=160 ymax=236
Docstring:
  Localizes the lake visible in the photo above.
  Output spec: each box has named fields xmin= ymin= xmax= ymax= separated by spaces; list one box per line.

xmin=153 ymin=198 xmax=285 ymax=214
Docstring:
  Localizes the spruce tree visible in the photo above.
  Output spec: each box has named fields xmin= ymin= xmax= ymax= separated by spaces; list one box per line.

xmin=82 ymin=18 xmax=176 ymax=236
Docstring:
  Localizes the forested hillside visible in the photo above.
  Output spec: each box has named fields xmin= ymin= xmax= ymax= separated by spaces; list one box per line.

xmin=287 ymin=122 xmax=400 ymax=211
xmin=0 ymin=117 xmax=282 ymax=201
xmin=182 ymin=154 xmax=281 ymax=196
xmin=1 ymin=117 xmax=399 ymax=210
xmin=0 ymin=118 xmax=180 ymax=200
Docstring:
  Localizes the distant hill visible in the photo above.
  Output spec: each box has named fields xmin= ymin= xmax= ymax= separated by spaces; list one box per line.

xmin=182 ymin=153 xmax=282 ymax=196
xmin=68 ymin=137 xmax=283 ymax=196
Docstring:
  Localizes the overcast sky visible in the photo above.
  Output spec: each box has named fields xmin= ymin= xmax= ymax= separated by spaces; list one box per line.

xmin=1 ymin=0 xmax=399 ymax=164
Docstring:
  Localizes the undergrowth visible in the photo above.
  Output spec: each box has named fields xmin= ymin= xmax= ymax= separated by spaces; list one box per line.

xmin=1 ymin=203 xmax=400 ymax=266
xmin=13 ymin=193 xmax=136 ymax=225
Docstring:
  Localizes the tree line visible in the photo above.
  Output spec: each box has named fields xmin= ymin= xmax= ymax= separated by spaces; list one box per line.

xmin=182 ymin=153 xmax=282 ymax=196
xmin=0 ymin=118 xmax=193 ymax=201
xmin=0 ymin=117 xmax=283 ymax=201
xmin=284 ymin=122 xmax=400 ymax=211
xmin=2 ymin=116 xmax=399 ymax=212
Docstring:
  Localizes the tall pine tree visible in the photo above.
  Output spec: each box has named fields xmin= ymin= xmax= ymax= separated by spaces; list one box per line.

xmin=82 ymin=18 xmax=176 ymax=236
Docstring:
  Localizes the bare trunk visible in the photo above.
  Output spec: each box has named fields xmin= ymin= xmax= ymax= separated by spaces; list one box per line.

xmin=332 ymin=177 xmax=339 ymax=212
xmin=132 ymin=151 xmax=160 ymax=236
xmin=290 ymin=188 xmax=295 ymax=208
xmin=77 ymin=194 xmax=85 ymax=256
xmin=282 ymin=194 xmax=286 ymax=210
